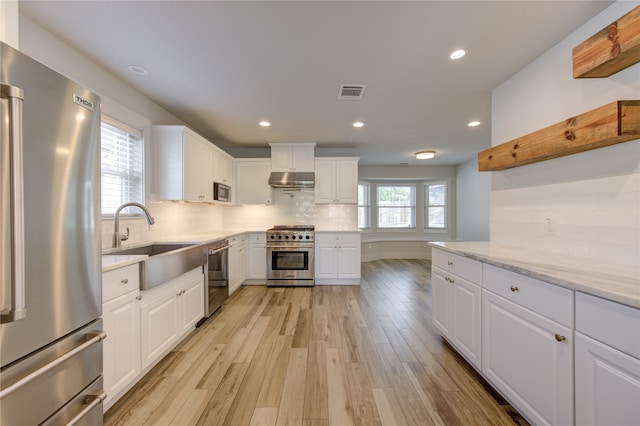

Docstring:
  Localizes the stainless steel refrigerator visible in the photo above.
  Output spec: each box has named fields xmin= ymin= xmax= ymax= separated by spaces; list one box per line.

xmin=1 ymin=41 xmax=105 ymax=425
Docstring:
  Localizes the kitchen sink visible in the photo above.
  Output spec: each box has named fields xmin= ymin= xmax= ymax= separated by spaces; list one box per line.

xmin=111 ymin=243 xmax=193 ymax=257
xmin=110 ymin=243 xmax=207 ymax=290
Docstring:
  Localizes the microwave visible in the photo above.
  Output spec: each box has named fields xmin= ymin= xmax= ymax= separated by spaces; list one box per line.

xmin=213 ymin=182 xmax=230 ymax=202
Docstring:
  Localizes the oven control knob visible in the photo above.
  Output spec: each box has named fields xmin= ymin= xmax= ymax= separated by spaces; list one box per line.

xmin=298 ymin=235 xmax=302 ymax=240
xmin=285 ymin=235 xmax=289 ymax=239
xmin=305 ymin=236 xmax=310 ymax=240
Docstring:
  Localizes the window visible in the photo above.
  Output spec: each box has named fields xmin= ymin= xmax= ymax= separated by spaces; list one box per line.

xmin=101 ymin=117 xmax=144 ymax=215
xmin=377 ymin=184 xmax=416 ymax=228
xmin=358 ymin=182 xmax=370 ymax=229
xmin=426 ymin=182 xmax=447 ymax=229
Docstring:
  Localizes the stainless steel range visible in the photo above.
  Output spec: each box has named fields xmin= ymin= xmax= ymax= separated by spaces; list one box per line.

xmin=266 ymin=225 xmax=315 ymax=286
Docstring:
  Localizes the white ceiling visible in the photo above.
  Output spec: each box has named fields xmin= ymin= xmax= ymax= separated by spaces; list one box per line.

xmin=20 ymin=1 xmax=612 ymax=166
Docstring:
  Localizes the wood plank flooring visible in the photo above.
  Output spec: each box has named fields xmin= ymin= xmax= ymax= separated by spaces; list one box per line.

xmin=105 ymin=259 xmax=528 ymax=426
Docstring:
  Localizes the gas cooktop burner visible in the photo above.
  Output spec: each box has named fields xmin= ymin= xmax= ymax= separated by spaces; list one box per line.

xmin=266 ymin=225 xmax=315 ymax=243
xmin=268 ymin=225 xmax=315 ymax=231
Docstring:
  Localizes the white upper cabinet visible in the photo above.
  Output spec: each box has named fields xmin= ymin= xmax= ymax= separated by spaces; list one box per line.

xmin=153 ymin=125 xmax=215 ymax=202
xmin=269 ymin=143 xmax=315 ymax=172
xmin=212 ymin=147 xmax=233 ymax=186
xmin=234 ymin=159 xmax=272 ymax=205
xmin=315 ymin=158 xmax=359 ymax=204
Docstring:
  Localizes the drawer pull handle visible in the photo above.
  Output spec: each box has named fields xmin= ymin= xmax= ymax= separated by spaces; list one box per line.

xmin=555 ymin=334 xmax=567 ymax=343
xmin=121 ymin=278 xmax=129 ymax=284
xmin=510 ymin=285 xmax=519 ymax=292
xmin=447 ymin=261 xmax=453 ymax=266
xmin=136 ymin=295 xmax=142 ymax=301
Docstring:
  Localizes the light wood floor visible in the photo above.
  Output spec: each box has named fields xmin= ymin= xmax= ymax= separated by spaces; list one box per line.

xmin=105 ymin=259 xmax=528 ymax=426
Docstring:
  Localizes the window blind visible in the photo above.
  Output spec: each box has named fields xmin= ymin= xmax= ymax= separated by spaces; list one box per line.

xmin=101 ymin=118 xmax=144 ymax=215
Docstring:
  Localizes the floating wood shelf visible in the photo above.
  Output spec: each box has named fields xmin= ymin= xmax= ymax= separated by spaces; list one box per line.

xmin=573 ymin=6 xmax=640 ymax=78
xmin=478 ymin=100 xmax=640 ymax=172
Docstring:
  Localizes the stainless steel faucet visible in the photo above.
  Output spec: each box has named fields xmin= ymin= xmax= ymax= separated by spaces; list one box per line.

xmin=112 ymin=202 xmax=156 ymax=248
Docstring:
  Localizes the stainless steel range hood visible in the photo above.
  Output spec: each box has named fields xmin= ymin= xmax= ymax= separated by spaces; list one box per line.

xmin=268 ymin=172 xmax=315 ymax=188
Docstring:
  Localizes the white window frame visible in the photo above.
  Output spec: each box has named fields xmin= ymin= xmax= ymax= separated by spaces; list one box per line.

xmin=101 ymin=116 xmax=145 ymax=217
xmin=358 ymin=182 xmax=370 ymax=229
xmin=425 ymin=181 xmax=448 ymax=231
xmin=376 ymin=184 xmax=416 ymax=229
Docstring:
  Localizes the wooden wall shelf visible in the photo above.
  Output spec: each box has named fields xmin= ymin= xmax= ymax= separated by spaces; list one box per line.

xmin=573 ymin=6 xmax=640 ymax=78
xmin=478 ymin=100 xmax=640 ymax=172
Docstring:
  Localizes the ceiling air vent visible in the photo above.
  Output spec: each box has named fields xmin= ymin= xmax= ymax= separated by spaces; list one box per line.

xmin=338 ymin=83 xmax=367 ymax=100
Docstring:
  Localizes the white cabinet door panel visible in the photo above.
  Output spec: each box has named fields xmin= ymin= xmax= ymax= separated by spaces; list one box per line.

xmin=483 ymin=290 xmax=573 ymax=426
xmin=140 ymin=293 xmax=179 ymax=369
xmin=452 ymin=277 xmax=481 ymax=369
xmin=575 ymin=332 xmax=640 ymax=426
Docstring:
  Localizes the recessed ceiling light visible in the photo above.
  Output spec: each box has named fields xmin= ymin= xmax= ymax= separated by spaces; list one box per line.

xmin=468 ymin=120 xmax=481 ymax=127
xmin=259 ymin=121 xmax=271 ymax=127
xmin=415 ymin=150 xmax=435 ymax=160
xmin=127 ymin=65 xmax=148 ymax=75
xmin=353 ymin=121 xmax=364 ymax=128
xmin=449 ymin=49 xmax=467 ymax=60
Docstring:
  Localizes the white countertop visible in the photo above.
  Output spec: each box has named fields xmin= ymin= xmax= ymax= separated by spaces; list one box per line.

xmin=102 ymin=254 xmax=148 ymax=273
xmin=430 ymin=241 xmax=640 ymax=309
xmin=101 ymin=228 xmax=357 ymax=272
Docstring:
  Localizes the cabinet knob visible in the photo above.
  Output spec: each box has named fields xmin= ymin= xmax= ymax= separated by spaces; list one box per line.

xmin=510 ymin=286 xmax=519 ymax=292
xmin=136 ymin=295 xmax=142 ymax=301
xmin=121 ymin=278 xmax=129 ymax=284
xmin=555 ymin=334 xmax=567 ymax=343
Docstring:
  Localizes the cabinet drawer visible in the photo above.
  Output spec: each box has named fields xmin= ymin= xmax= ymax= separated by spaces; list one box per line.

xmin=576 ymin=292 xmax=640 ymax=359
xmin=432 ymin=249 xmax=482 ymax=283
xmin=103 ymin=263 xmax=140 ymax=302
xmin=248 ymin=233 xmax=266 ymax=244
xmin=315 ymin=232 xmax=361 ymax=244
xmin=483 ymin=264 xmax=573 ymax=327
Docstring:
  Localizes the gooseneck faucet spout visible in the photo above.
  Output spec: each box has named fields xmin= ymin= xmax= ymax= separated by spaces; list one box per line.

xmin=112 ymin=202 xmax=156 ymax=248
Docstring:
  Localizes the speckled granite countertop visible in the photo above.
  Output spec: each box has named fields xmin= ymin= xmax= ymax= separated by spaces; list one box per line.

xmin=430 ymin=242 xmax=640 ymax=309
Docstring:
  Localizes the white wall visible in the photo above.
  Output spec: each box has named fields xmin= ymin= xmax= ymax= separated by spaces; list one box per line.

xmin=456 ymin=158 xmax=490 ymax=241
xmin=491 ymin=1 xmax=640 ymax=268
xmin=0 ymin=0 xmax=19 ymax=47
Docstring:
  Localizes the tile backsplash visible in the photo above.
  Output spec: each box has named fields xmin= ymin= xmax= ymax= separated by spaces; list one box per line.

xmin=490 ymin=173 xmax=640 ymax=268
xmin=223 ymin=188 xmax=357 ymax=231
xmin=101 ymin=201 xmax=223 ymax=250
xmin=101 ymin=188 xmax=357 ymax=250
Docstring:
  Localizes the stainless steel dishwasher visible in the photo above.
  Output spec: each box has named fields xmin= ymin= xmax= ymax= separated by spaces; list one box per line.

xmin=202 ymin=239 xmax=232 ymax=323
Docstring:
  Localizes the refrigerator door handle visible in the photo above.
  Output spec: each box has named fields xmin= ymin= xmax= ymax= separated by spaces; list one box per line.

xmin=65 ymin=390 xmax=107 ymax=426
xmin=0 ymin=83 xmax=26 ymax=324
xmin=0 ymin=330 xmax=106 ymax=400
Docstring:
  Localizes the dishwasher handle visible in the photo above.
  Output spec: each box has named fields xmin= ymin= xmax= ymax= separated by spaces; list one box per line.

xmin=208 ymin=244 xmax=232 ymax=255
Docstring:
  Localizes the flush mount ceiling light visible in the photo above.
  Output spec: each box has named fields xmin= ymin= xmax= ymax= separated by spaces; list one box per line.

xmin=259 ymin=121 xmax=271 ymax=127
xmin=415 ymin=150 xmax=435 ymax=160
xmin=449 ymin=49 xmax=467 ymax=60
xmin=352 ymin=121 xmax=364 ymax=128
xmin=127 ymin=65 xmax=148 ymax=75
xmin=468 ymin=120 xmax=481 ymax=127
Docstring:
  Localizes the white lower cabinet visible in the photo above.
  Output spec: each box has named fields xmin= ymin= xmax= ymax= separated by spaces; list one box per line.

xmin=246 ymin=233 xmax=267 ymax=283
xmin=102 ymin=264 xmax=141 ymax=411
xmin=431 ymin=250 xmax=482 ymax=370
xmin=140 ymin=288 xmax=179 ymax=369
xmin=575 ymin=292 xmax=640 ymax=426
xmin=102 ymin=290 xmax=141 ymax=411
xmin=482 ymin=289 xmax=573 ymax=425
xmin=314 ymin=232 xmax=361 ymax=285
xmin=433 ymin=266 xmax=482 ymax=369
xmin=228 ymin=235 xmax=246 ymax=295
xmin=140 ymin=267 xmax=204 ymax=370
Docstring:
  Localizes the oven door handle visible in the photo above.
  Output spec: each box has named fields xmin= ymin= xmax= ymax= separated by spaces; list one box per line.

xmin=267 ymin=244 xmax=314 ymax=249
xmin=208 ymin=244 xmax=232 ymax=255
